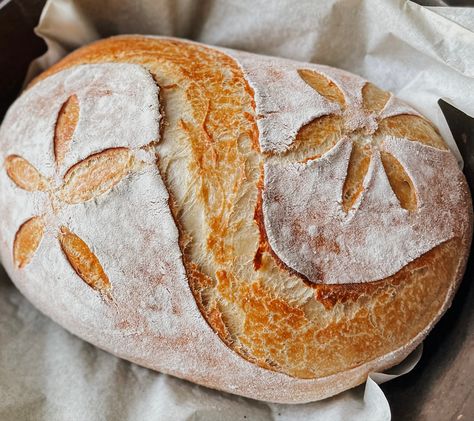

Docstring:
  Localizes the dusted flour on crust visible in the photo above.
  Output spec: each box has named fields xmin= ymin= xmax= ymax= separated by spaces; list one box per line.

xmin=221 ymin=51 xmax=341 ymax=154
xmin=0 ymin=36 xmax=471 ymax=404
xmin=226 ymin=49 xmax=469 ymax=284
xmin=263 ymin=137 xmax=469 ymax=283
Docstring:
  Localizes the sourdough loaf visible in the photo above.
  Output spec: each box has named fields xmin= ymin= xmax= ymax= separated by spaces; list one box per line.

xmin=0 ymin=35 xmax=471 ymax=403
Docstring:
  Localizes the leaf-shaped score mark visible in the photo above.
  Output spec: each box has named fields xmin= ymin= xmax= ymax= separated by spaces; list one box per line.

xmin=59 ymin=147 xmax=133 ymax=204
xmin=58 ymin=226 xmax=111 ymax=296
xmin=13 ymin=216 xmax=45 ymax=268
xmin=293 ymin=70 xmax=422 ymax=214
xmin=5 ymin=155 xmax=49 ymax=192
xmin=376 ymin=114 xmax=447 ymax=150
xmin=54 ymin=94 xmax=80 ymax=167
xmin=361 ymin=82 xmax=391 ymax=114
xmin=298 ymin=69 xmax=346 ymax=108
xmin=380 ymin=151 xmax=417 ymax=211
xmin=342 ymin=142 xmax=372 ymax=212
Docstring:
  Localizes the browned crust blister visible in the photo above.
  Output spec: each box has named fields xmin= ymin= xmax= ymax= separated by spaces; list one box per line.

xmin=28 ymin=36 xmax=472 ymax=382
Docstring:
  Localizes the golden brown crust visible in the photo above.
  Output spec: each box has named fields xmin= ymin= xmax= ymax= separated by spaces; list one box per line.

xmin=26 ymin=36 xmax=472 ymax=384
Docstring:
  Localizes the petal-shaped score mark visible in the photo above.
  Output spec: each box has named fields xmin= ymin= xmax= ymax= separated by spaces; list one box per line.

xmin=342 ymin=142 xmax=372 ymax=212
xmin=293 ymin=71 xmax=421 ymax=213
xmin=5 ymin=155 xmax=49 ymax=192
xmin=58 ymin=226 xmax=111 ymax=295
xmin=298 ymin=69 xmax=345 ymax=107
xmin=376 ymin=114 xmax=447 ymax=150
xmin=380 ymin=151 xmax=417 ymax=211
xmin=59 ymin=147 xmax=133 ymax=204
xmin=54 ymin=95 xmax=80 ymax=166
xmin=282 ymin=115 xmax=343 ymax=164
xmin=361 ymin=82 xmax=391 ymax=114
xmin=13 ymin=216 xmax=45 ymax=268
xmin=280 ymin=70 xmax=346 ymax=164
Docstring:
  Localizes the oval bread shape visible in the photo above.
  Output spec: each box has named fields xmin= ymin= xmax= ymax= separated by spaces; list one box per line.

xmin=0 ymin=36 xmax=471 ymax=404
xmin=5 ymin=155 xmax=49 ymax=192
xmin=13 ymin=216 xmax=45 ymax=269
xmin=58 ymin=147 xmax=133 ymax=204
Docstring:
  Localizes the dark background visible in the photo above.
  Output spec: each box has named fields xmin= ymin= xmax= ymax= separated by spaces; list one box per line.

xmin=1 ymin=0 xmax=473 ymax=419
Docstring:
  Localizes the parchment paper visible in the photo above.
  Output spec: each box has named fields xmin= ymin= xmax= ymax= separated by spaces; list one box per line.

xmin=1 ymin=0 xmax=473 ymax=420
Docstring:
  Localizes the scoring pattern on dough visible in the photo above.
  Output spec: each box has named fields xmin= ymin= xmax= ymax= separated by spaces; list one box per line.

xmin=6 ymin=115 xmax=133 ymax=299
xmin=249 ymin=64 xmax=469 ymax=284
xmin=5 ymin=94 xmax=142 ymax=299
xmin=0 ymin=38 xmax=471 ymax=398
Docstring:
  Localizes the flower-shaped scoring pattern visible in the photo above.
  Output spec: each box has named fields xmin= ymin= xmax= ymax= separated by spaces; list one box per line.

xmin=260 ymin=68 xmax=465 ymax=285
xmin=284 ymin=70 xmax=447 ymax=212
xmin=0 ymin=63 xmax=163 ymax=313
xmin=5 ymin=94 xmax=136 ymax=299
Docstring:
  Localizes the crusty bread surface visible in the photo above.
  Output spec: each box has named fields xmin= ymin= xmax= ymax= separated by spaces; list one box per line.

xmin=0 ymin=35 xmax=471 ymax=403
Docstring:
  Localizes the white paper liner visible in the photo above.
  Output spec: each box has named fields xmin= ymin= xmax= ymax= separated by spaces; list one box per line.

xmin=1 ymin=0 xmax=473 ymax=419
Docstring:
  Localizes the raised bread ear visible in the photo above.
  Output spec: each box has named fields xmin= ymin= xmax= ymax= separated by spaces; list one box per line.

xmin=1 ymin=36 xmax=471 ymax=404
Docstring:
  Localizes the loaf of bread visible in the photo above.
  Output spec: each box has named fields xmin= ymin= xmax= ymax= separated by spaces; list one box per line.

xmin=0 ymin=36 xmax=471 ymax=403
